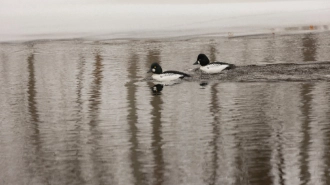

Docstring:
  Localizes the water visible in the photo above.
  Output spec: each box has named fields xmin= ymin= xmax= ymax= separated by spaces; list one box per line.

xmin=1 ymin=31 xmax=330 ymax=185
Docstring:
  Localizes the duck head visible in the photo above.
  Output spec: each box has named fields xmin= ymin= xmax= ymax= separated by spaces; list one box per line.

xmin=193 ymin=54 xmax=210 ymax=66
xmin=148 ymin=63 xmax=162 ymax=74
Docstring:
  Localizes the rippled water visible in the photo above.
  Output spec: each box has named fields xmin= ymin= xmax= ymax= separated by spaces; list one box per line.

xmin=1 ymin=32 xmax=330 ymax=185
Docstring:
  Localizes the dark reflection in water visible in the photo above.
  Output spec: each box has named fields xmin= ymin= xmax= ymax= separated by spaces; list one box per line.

xmin=246 ymin=87 xmax=272 ymax=185
xmin=68 ymin=54 xmax=86 ymax=184
xmin=26 ymin=51 xmax=44 ymax=183
xmin=274 ymin=126 xmax=285 ymax=185
xmin=150 ymin=86 xmax=164 ymax=185
xmin=151 ymin=84 xmax=164 ymax=95
xmin=298 ymin=35 xmax=316 ymax=184
xmin=27 ymin=53 xmax=39 ymax=134
xmin=299 ymin=83 xmax=313 ymax=185
xmin=207 ymin=83 xmax=221 ymax=185
xmin=0 ymin=53 xmax=8 ymax=82
xmin=87 ymin=50 xmax=107 ymax=184
xmin=302 ymin=34 xmax=317 ymax=62
xmin=126 ymin=52 xmax=146 ymax=184
xmin=146 ymin=49 xmax=161 ymax=70
xmin=263 ymin=39 xmax=276 ymax=63
xmin=1 ymin=32 xmax=330 ymax=185
xmin=324 ymin=90 xmax=330 ymax=185
xmin=147 ymin=49 xmax=165 ymax=185
xmin=206 ymin=45 xmax=220 ymax=185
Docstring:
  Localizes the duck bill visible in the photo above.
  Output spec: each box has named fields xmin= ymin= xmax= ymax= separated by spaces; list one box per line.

xmin=147 ymin=69 xmax=152 ymax=73
xmin=193 ymin=61 xmax=199 ymax=65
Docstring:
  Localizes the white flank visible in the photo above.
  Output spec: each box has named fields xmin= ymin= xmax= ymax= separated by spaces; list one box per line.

xmin=152 ymin=73 xmax=183 ymax=81
xmin=200 ymin=64 xmax=229 ymax=74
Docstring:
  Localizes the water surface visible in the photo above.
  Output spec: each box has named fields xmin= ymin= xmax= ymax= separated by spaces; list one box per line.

xmin=1 ymin=32 xmax=330 ymax=185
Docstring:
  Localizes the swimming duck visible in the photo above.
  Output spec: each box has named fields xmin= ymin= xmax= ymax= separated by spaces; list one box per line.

xmin=148 ymin=63 xmax=190 ymax=81
xmin=193 ymin=54 xmax=235 ymax=74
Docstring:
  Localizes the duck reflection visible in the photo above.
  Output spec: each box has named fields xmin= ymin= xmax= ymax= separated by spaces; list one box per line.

xmin=151 ymin=84 xmax=164 ymax=95
xmin=150 ymin=80 xmax=186 ymax=95
xmin=200 ymin=81 xmax=208 ymax=87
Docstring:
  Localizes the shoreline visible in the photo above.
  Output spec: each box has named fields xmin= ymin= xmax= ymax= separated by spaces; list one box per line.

xmin=1 ymin=0 xmax=330 ymax=43
xmin=1 ymin=25 xmax=330 ymax=44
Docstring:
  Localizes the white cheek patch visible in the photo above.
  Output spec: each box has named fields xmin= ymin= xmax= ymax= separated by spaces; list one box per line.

xmin=198 ymin=61 xmax=200 ymax=64
xmin=152 ymin=68 xmax=155 ymax=72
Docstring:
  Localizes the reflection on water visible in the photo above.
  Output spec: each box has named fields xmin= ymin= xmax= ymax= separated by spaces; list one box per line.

xmin=126 ymin=52 xmax=146 ymax=184
xmin=88 ymin=50 xmax=106 ymax=184
xmin=1 ymin=32 xmax=330 ymax=185
xmin=151 ymin=84 xmax=164 ymax=95
xmin=302 ymin=34 xmax=317 ymax=62
xmin=26 ymin=50 xmax=43 ymax=184
xmin=70 ymin=53 xmax=85 ymax=184
xmin=150 ymin=85 xmax=164 ymax=185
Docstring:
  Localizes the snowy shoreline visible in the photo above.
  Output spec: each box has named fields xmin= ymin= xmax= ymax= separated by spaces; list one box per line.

xmin=1 ymin=0 xmax=330 ymax=42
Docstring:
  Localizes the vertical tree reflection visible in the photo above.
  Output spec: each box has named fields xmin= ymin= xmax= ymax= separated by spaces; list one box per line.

xmin=126 ymin=52 xmax=146 ymax=184
xmin=87 ymin=50 xmax=107 ymax=184
xmin=302 ymin=34 xmax=317 ymax=62
xmin=299 ymin=33 xmax=317 ymax=183
xmin=209 ymin=44 xmax=216 ymax=62
xmin=27 ymin=53 xmax=39 ymax=138
xmin=150 ymin=89 xmax=164 ymax=185
xmin=263 ymin=39 xmax=276 ymax=63
xmin=67 ymin=54 xmax=86 ymax=184
xmin=323 ymin=86 xmax=330 ymax=184
xmin=0 ymin=53 xmax=8 ymax=82
xmin=298 ymin=32 xmax=318 ymax=184
xmin=206 ymin=45 xmax=220 ymax=185
xmin=147 ymin=50 xmax=164 ymax=185
xmin=299 ymin=83 xmax=313 ymax=185
xmin=237 ymin=88 xmax=272 ymax=185
xmin=26 ymin=51 xmax=51 ymax=184
xmin=208 ymin=83 xmax=221 ymax=185
xmin=274 ymin=130 xmax=285 ymax=185
xmin=249 ymin=97 xmax=272 ymax=185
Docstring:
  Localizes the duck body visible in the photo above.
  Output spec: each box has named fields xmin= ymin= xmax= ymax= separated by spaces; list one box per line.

xmin=199 ymin=62 xmax=232 ymax=74
xmin=148 ymin=63 xmax=190 ymax=82
xmin=151 ymin=71 xmax=189 ymax=81
xmin=194 ymin=54 xmax=235 ymax=74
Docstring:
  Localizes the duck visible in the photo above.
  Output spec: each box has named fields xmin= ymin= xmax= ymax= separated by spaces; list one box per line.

xmin=193 ymin=54 xmax=235 ymax=74
xmin=148 ymin=63 xmax=190 ymax=81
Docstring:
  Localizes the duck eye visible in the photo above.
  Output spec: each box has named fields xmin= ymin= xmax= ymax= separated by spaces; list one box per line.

xmin=154 ymin=66 xmax=156 ymax=68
